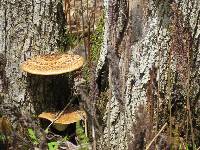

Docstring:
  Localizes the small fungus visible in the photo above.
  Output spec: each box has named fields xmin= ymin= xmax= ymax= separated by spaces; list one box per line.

xmin=38 ymin=110 xmax=86 ymax=131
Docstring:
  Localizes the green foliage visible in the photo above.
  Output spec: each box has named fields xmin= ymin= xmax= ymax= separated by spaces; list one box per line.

xmin=186 ymin=144 xmax=189 ymax=150
xmin=178 ymin=144 xmax=182 ymax=150
xmin=48 ymin=141 xmax=59 ymax=150
xmin=90 ymin=16 xmax=104 ymax=62
xmin=62 ymin=135 xmax=69 ymax=141
xmin=27 ymin=128 xmax=39 ymax=145
xmin=76 ymin=121 xmax=89 ymax=150
xmin=0 ymin=133 xmax=5 ymax=143
xmin=27 ymin=128 xmax=70 ymax=150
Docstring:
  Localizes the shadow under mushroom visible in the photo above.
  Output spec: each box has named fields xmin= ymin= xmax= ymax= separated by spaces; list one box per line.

xmin=27 ymin=74 xmax=75 ymax=113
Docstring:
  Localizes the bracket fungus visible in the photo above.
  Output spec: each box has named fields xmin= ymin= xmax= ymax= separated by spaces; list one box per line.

xmin=21 ymin=53 xmax=84 ymax=75
xmin=21 ymin=53 xmax=86 ymax=132
xmin=38 ymin=110 xmax=86 ymax=131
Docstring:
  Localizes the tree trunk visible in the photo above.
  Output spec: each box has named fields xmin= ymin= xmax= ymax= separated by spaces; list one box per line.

xmin=99 ymin=0 xmax=199 ymax=149
xmin=0 ymin=0 xmax=199 ymax=149
xmin=0 ymin=0 xmax=67 ymax=120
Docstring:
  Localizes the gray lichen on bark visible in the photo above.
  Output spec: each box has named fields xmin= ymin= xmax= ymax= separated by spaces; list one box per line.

xmin=99 ymin=0 xmax=199 ymax=149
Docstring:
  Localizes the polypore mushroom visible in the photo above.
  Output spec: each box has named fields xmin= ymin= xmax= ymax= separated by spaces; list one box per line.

xmin=21 ymin=53 xmax=84 ymax=75
xmin=38 ymin=110 xmax=86 ymax=131
xmin=21 ymin=53 xmax=86 ymax=131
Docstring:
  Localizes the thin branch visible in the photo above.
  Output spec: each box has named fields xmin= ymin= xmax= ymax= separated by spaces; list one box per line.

xmin=186 ymin=25 xmax=195 ymax=150
xmin=68 ymin=0 xmax=72 ymax=34
xmin=80 ymin=0 xmax=87 ymax=59
xmin=45 ymin=97 xmax=75 ymax=131
xmin=107 ymin=65 xmax=112 ymax=149
xmin=145 ymin=122 xmax=168 ymax=150
xmin=167 ymin=42 xmax=173 ymax=146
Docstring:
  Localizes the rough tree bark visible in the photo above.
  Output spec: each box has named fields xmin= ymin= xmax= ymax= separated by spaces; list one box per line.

xmin=98 ymin=0 xmax=199 ymax=149
xmin=0 ymin=0 xmax=68 ymax=120
xmin=0 ymin=0 xmax=199 ymax=149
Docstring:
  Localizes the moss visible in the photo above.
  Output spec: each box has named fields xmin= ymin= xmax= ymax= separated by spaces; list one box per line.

xmin=81 ymin=64 xmax=90 ymax=86
xmin=58 ymin=29 xmax=80 ymax=52
xmin=90 ymin=16 xmax=104 ymax=63
xmin=80 ymin=15 xmax=104 ymax=86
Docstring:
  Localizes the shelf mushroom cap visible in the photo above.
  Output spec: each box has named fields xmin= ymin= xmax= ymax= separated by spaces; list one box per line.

xmin=38 ymin=110 xmax=86 ymax=125
xmin=21 ymin=53 xmax=84 ymax=75
xmin=38 ymin=110 xmax=86 ymax=131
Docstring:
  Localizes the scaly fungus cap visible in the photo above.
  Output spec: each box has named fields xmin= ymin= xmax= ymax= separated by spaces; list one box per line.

xmin=21 ymin=53 xmax=84 ymax=75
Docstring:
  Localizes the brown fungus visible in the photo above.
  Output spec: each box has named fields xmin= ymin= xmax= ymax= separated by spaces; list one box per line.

xmin=38 ymin=110 xmax=86 ymax=131
xmin=21 ymin=53 xmax=84 ymax=75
